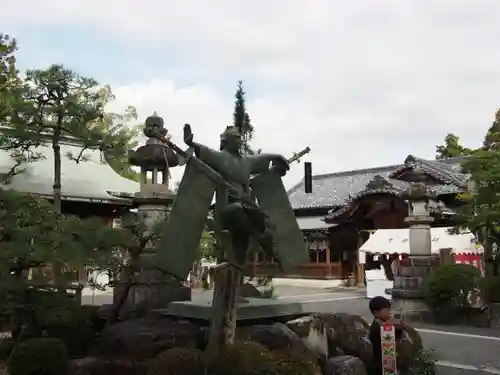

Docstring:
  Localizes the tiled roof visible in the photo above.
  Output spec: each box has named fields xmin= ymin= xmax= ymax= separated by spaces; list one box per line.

xmin=287 ymin=156 xmax=468 ymax=210
xmin=389 ymin=155 xmax=469 ymax=188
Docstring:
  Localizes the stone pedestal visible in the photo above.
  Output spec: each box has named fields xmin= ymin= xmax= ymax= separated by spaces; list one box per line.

xmin=160 ymin=298 xmax=308 ymax=323
xmin=391 ymin=255 xmax=440 ymax=319
xmin=113 ymin=192 xmax=191 ymax=313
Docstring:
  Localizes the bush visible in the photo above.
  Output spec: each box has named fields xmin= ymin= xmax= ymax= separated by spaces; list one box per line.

xmin=481 ymin=275 xmax=500 ymax=303
xmin=41 ymin=304 xmax=96 ymax=357
xmin=410 ymin=349 xmax=438 ymax=375
xmin=148 ymin=347 xmax=206 ymax=375
xmin=266 ymin=351 xmax=318 ymax=375
xmin=7 ymin=337 xmax=68 ymax=375
xmin=210 ymin=341 xmax=274 ymax=375
xmin=0 ymin=338 xmax=14 ymax=361
xmin=424 ymin=264 xmax=481 ymax=321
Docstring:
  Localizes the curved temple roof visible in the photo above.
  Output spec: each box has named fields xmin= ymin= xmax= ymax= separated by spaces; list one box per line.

xmin=0 ymin=139 xmax=139 ymax=204
xmin=287 ymin=155 xmax=469 ymax=211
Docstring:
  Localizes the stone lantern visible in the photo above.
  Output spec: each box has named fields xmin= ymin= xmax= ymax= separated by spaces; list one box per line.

xmin=390 ymin=167 xmax=441 ymax=318
xmin=114 ymin=112 xmax=190 ymax=312
xmin=128 ymin=112 xmax=180 ymax=197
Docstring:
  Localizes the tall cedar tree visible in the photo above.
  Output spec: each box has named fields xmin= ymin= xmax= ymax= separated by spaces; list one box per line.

xmin=457 ymin=109 xmax=500 ymax=276
xmin=233 ymin=80 xmax=255 ymax=155
xmin=2 ymin=64 xmax=137 ymax=211
xmin=435 ymin=133 xmax=473 ymax=160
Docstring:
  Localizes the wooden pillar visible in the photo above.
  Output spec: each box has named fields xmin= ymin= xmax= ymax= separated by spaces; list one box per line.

xmin=356 ymin=232 xmax=365 ymax=286
xmin=326 ymin=237 xmax=331 ymax=278
xmin=206 ymin=230 xmax=242 ymax=361
xmin=439 ymin=248 xmax=453 ymax=265
xmin=206 ymin=262 xmax=243 ymax=358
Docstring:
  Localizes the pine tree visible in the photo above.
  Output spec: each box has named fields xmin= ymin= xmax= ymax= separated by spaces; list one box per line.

xmin=2 ymin=64 xmax=136 ymax=211
xmin=233 ymin=80 xmax=255 ymax=155
xmin=0 ymin=33 xmax=20 ymax=124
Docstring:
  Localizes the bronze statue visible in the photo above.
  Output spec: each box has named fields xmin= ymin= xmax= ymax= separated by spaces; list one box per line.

xmin=154 ymin=123 xmax=308 ymax=279
xmin=183 ymin=124 xmax=289 ymax=266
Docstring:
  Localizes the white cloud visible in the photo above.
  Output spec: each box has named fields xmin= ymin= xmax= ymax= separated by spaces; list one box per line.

xmin=3 ymin=0 xmax=500 ymax=188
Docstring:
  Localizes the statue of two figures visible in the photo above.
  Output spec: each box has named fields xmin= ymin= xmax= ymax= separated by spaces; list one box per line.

xmin=155 ymin=123 xmax=308 ymax=278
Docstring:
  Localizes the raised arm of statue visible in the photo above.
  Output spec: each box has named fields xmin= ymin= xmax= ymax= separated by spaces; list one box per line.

xmin=183 ymin=123 xmax=223 ymax=171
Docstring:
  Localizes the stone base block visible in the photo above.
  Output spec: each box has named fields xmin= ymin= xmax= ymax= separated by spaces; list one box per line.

xmin=158 ymin=298 xmax=308 ymax=323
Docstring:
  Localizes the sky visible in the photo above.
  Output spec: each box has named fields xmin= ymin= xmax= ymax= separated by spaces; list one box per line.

xmin=2 ymin=0 xmax=500 ymax=188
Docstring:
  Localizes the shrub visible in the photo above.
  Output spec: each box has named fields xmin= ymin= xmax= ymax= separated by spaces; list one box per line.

xmin=148 ymin=347 xmax=206 ymax=375
xmin=7 ymin=337 xmax=68 ymax=375
xmin=210 ymin=341 xmax=274 ymax=375
xmin=480 ymin=275 xmax=500 ymax=303
xmin=424 ymin=264 xmax=481 ymax=321
xmin=266 ymin=351 xmax=318 ymax=375
xmin=41 ymin=304 xmax=96 ymax=357
xmin=410 ymin=349 xmax=438 ymax=375
xmin=0 ymin=338 xmax=14 ymax=361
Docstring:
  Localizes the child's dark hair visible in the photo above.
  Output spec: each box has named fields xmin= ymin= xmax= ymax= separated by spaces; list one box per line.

xmin=369 ymin=296 xmax=391 ymax=314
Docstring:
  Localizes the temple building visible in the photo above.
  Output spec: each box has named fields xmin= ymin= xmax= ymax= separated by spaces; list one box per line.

xmin=248 ymin=155 xmax=471 ymax=280
xmin=0 ymin=136 xmax=139 ymax=223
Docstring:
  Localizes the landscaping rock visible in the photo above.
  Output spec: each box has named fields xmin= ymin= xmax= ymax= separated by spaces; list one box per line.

xmin=67 ymin=357 xmax=147 ymax=375
xmin=288 ymin=313 xmax=371 ymax=362
xmin=236 ymin=323 xmax=317 ymax=359
xmin=99 ymin=318 xmax=202 ymax=360
xmin=323 ymin=355 xmax=367 ymax=375
xmin=239 ymin=283 xmax=264 ymax=298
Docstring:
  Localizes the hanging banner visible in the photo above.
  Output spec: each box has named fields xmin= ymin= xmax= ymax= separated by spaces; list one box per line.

xmin=381 ymin=323 xmax=397 ymax=375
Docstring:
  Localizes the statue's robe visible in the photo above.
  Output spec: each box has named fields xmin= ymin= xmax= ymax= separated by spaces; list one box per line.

xmin=154 ymin=145 xmax=308 ymax=280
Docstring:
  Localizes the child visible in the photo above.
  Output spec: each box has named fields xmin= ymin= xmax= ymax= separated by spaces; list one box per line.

xmin=367 ymin=296 xmax=403 ymax=375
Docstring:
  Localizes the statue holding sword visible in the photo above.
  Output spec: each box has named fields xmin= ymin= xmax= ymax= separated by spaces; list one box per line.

xmin=154 ymin=122 xmax=310 ymax=280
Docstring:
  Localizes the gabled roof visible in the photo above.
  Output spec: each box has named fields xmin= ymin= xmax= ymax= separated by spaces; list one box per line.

xmin=389 ymin=155 xmax=469 ymax=187
xmin=287 ymin=156 xmax=468 ymax=210
xmin=0 ymin=139 xmax=139 ymax=204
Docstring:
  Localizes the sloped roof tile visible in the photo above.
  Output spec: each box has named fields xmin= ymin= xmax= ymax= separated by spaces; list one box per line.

xmin=288 ymin=156 xmax=468 ymax=210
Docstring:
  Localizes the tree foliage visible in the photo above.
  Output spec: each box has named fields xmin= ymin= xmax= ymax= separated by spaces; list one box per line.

xmin=450 ymin=109 xmax=500 ymax=276
xmin=233 ymin=80 xmax=255 ymax=155
xmin=435 ymin=133 xmax=472 ymax=159
xmin=0 ymin=33 xmax=20 ymax=124
xmin=0 ymin=64 xmax=138 ymax=210
xmin=0 ymin=189 xmax=122 ymax=338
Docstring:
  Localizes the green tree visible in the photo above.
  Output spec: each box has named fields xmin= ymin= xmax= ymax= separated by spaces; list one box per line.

xmin=457 ymin=109 xmax=500 ymax=276
xmin=0 ymin=33 xmax=20 ymax=123
xmin=199 ymin=228 xmax=216 ymax=260
xmin=233 ymin=80 xmax=255 ymax=155
xmin=483 ymin=109 xmax=500 ymax=150
xmin=91 ymin=85 xmax=141 ymax=181
xmin=435 ymin=133 xmax=472 ymax=159
xmin=1 ymin=64 xmax=135 ymax=211
xmin=0 ymin=189 xmax=120 ymax=339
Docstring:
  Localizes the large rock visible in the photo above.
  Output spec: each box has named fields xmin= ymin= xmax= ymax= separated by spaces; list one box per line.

xmin=396 ymin=326 xmax=424 ymax=374
xmin=67 ymin=357 xmax=147 ymax=375
xmin=236 ymin=323 xmax=317 ymax=360
xmin=99 ymin=318 xmax=202 ymax=360
xmin=287 ymin=313 xmax=371 ymax=362
xmin=320 ymin=313 xmax=372 ymax=364
xmin=323 ymin=355 xmax=367 ymax=375
xmin=239 ymin=283 xmax=264 ymax=298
